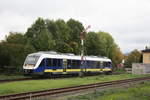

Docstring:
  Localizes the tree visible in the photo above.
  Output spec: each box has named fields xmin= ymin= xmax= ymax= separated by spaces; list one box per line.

xmin=97 ymin=31 xmax=114 ymax=56
xmin=111 ymin=46 xmax=124 ymax=67
xmin=45 ymin=19 xmax=59 ymax=40
xmin=26 ymin=17 xmax=55 ymax=51
xmin=0 ymin=17 xmax=124 ymax=73
xmin=0 ymin=42 xmax=35 ymax=72
xmin=67 ymin=19 xmax=84 ymax=54
xmin=85 ymin=31 xmax=115 ymax=56
xmin=54 ymin=19 xmax=71 ymax=52
xmin=0 ymin=43 xmax=10 ymax=68
xmin=67 ymin=19 xmax=84 ymax=43
xmin=85 ymin=32 xmax=101 ymax=55
xmin=55 ymin=19 xmax=71 ymax=42
xmin=124 ymin=49 xmax=142 ymax=68
xmin=46 ymin=19 xmax=72 ymax=53
xmin=6 ymin=32 xmax=27 ymax=45
xmin=85 ymin=31 xmax=123 ymax=68
xmin=46 ymin=18 xmax=85 ymax=54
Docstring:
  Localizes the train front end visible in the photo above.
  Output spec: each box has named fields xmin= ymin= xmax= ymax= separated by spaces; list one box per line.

xmin=23 ymin=53 xmax=41 ymax=76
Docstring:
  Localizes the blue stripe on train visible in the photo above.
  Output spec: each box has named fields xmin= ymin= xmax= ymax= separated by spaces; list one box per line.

xmin=34 ymin=66 xmax=63 ymax=72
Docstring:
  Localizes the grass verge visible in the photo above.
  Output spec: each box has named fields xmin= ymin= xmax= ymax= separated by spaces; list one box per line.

xmin=0 ymin=74 xmax=150 ymax=95
xmin=68 ymin=81 xmax=150 ymax=100
xmin=0 ymin=75 xmax=27 ymax=80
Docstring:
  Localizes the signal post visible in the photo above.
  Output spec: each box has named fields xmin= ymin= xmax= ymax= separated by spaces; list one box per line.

xmin=80 ymin=25 xmax=91 ymax=77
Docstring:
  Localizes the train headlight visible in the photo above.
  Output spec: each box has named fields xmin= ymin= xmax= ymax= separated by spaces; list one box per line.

xmin=24 ymin=64 xmax=35 ymax=69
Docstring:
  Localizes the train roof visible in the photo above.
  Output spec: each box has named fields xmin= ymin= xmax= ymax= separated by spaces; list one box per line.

xmin=28 ymin=51 xmax=111 ymax=62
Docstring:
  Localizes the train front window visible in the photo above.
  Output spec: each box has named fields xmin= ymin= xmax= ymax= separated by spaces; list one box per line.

xmin=25 ymin=56 xmax=39 ymax=65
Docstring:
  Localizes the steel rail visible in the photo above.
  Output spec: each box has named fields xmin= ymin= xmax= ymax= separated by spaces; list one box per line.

xmin=0 ymin=73 xmax=116 ymax=83
xmin=0 ymin=78 xmax=33 ymax=83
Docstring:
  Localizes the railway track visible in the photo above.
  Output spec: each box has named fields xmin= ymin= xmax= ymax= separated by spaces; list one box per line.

xmin=0 ymin=73 xmax=113 ymax=83
xmin=0 ymin=76 xmax=150 ymax=100
xmin=0 ymin=75 xmax=78 ymax=84
xmin=0 ymin=78 xmax=33 ymax=83
xmin=0 ymin=74 xmax=77 ymax=83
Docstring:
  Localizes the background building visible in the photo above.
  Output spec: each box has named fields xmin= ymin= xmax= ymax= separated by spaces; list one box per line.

xmin=142 ymin=47 xmax=150 ymax=63
xmin=132 ymin=47 xmax=150 ymax=74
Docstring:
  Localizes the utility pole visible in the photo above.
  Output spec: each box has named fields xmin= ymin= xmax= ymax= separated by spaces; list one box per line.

xmin=80 ymin=25 xmax=91 ymax=77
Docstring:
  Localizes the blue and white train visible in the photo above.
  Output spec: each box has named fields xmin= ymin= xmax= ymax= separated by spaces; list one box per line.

xmin=23 ymin=51 xmax=112 ymax=76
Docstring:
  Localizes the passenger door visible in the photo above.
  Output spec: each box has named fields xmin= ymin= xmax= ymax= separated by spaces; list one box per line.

xmin=100 ymin=61 xmax=103 ymax=71
xmin=63 ymin=59 xmax=67 ymax=72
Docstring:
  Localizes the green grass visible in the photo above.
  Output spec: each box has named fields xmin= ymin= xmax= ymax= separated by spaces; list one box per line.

xmin=114 ymin=69 xmax=126 ymax=74
xmin=0 ymin=74 xmax=150 ymax=96
xmin=0 ymin=75 xmax=27 ymax=80
xmin=69 ymin=82 xmax=150 ymax=100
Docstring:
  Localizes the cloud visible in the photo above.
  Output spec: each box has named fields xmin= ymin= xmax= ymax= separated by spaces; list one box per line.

xmin=0 ymin=11 xmax=33 ymax=40
xmin=0 ymin=0 xmax=150 ymax=53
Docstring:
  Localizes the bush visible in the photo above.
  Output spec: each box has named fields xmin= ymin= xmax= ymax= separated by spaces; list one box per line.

xmin=0 ymin=42 xmax=35 ymax=74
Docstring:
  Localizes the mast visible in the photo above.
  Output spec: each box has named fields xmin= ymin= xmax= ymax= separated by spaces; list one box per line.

xmin=80 ymin=25 xmax=91 ymax=77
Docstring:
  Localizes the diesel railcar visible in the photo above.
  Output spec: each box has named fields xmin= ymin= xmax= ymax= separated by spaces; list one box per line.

xmin=23 ymin=51 xmax=112 ymax=76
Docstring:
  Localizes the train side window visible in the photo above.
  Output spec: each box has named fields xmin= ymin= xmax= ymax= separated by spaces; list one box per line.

xmin=103 ymin=62 xmax=105 ymax=67
xmin=67 ymin=60 xmax=72 ymax=69
xmin=72 ymin=60 xmax=80 ymax=69
xmin=86 ymin=61 xmax=90 ymax=68
xmin=103 ymin=62 xmax=109 ymax=67
xmin=109 ymin=62 xmax=112 ymax=67
xmin=96 ymin=62 xmax=100 ymax=68
xmin=39 ymin=59 xmax=45 ymax=67
xmin=103 ymin=62 xmax=106 ymax=67
xmin=47 ymin=58 xmax=52 ymax=67
xmin=77 ymin=60 xmax=80 ymax=68
xmin=89 ymin=61 xmax=93 ymax=68
xmin=93 ymin=61 xmax=97 ymax=69
xmin=90 ymin=61 xmax=94 ymax=69
xmin=89 ymin=61 xmax=91 ymax=68
xmin=94 ymin=61 xmax=99 ymax=69
xmin=107 ymin=62 xmax=109 ymax=67
xmin=107 ymin=62 xmax=112 ymax=67
xmin=57 ymin=59 xmax=63 ymax=67
xmin=106 ymin=62 xmax=110 ymax=67
xmin=71 ymin=60 xmax=75 ymax=68
xmin=100 ymin=62 xmax=103 ymax=68
xmin=52 ymin=59 xmax=56 ymax=67
xmin=91 ymin=61 xmax=98 ymax=69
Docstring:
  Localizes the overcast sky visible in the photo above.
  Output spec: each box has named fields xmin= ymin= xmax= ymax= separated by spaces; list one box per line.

xmin=0 ymin=0 xmax=150 ymax=53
